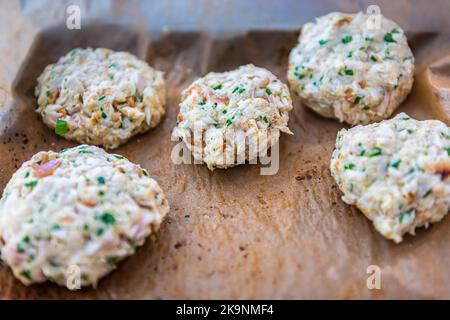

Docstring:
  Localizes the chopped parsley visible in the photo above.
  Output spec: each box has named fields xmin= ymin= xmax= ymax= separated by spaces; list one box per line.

xmin=344 ymin=67 xmax=354 ymax=76
xmin=384 ymin=32 xmax=396 ymax=43
xmin=232 ymin=87 xmax=245 ymax=94
xmin=97 ymin=176 xmax=106 ymax=185
xmin=98 ymin=212 xmax=116 ymax=225
xmin=347 ymin=51 xmax=353 ymax=58
xmin=338 ymin=18 xmax=350 ymax=24
xmin=342 ymin=35 xmax=353 ymax=44
xmin=212 ymin=84 xmax=222 ymax=90
xmin=25 ymin=180 xmax=38 ymax=189
xmin=354 ymin=96 xmax=363 ymax=104
xmin=50 ymin=224 xmax=62 ymax=231
xmin=20 ymin=270 xmax=33 ymax=281
xmin=97 ymin=95 xmax=106 ymax=102
xmin=55 ymin=119 xmax=69 ymax=136
xmin=113 ymin=154 xmax=124 ymax=159
xmin=294 ymin=72 xmax=305 ymax=80
xmin=344 ymin=163 xmax=355 ymax=170
xmin=369 ymin=146 xmax=382 ymax=157
xmin=390 ymin=159 xmax=401 ymax=169
xmin=319 ymin=39 xmax=328 ymax=45
xmin=106 ymin=257 xmax=118 ymax=266
xmin=370 ymin=55 xmax=378 ymax=62
xmin=446 ymin=147 xmax=450 ymax=156
xmin=265 ymin=88 xmax=272 ymax=95
xmin=101 ymin=112 xmax=107 ymax=119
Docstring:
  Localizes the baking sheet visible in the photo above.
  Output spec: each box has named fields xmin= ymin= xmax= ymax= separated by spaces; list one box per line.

xmin=1 ymin=0 xmax=450 ymax=299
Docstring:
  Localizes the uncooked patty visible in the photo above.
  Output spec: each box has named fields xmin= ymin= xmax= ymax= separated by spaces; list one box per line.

xmin=172 ymin=64 xmax=293 ymax=170
xmin=288 ymin=12 xmax=414 ymax=125
xmin=0 ymin=145 xmax=169 ymax=287
xmin=35 ymin=48 xmax=166 ymax=149
xmin=330 ymin=113 xmax=450 ymax=242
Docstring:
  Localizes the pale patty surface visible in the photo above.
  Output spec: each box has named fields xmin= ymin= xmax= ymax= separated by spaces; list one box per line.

xmin=331 ymin=113 xmax=450 ymax=242
xmin=288 ymin=12 xmax=414 ymax=125
xmin=0 ymin=145 xmax=169 ymax=287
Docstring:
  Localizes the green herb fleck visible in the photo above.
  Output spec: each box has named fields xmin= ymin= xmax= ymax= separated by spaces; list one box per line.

xmin=212 ymin=84 xmax=222 ymax=90
xmin=338 ymin=18 xmax=350 ymax=24
xmin=369 ymin=146 xmax=382 ymax=157
xmin=99 ymin=212 xmax=116 ymax=225
xmin=265 ymin=88 xmax=272 ymax=95
xmin=25 ymin=180 xmax=38 ymax=189
xmin=344 ymin=163 xmax=355 ymax=170
xmin=344 ymin=67 xmax=354 ymax=76
xmin=106 ymin=257 xmax=118 ymax=266
xmin=97 ymin=176 xmax=106 ymax=185
xmin=20 ymin=270 xmax=32 ymax=281
xmin=384 ymin=32 xmax=396 ymax=43
xmin=97 ymin=95 xmax=106 ymax=102
xmin=390 ymin=159 xmax=401 ymax=169
xmin=370 ymin=55 xmax=378 ymax=62
xmin=354 ymin=96 xmax=363 ymax=104
xmin=294 ymin=72 xmax=304 ymax=80
xmin=50 ymin=224 xmax=61 ymax=231
xmin=342 ymin=35 xmax=353 ymax=44
xmin=55 ymin=119 xmax=69 ymax=136
xmin=319 ymin=39 xmax=328 ymax=45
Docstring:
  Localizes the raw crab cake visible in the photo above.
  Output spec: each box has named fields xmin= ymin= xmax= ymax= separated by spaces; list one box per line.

xmin=288 ymin=12 xmax=414 ymax=125
xmin=0 ymin=145 xmax=169 ymax=288
xmin=172 ymin=64 xmax=293 ymax=170
xmin=330 ymin=113 xmax=450 ymax=243
xmin=35 ymin=48 xmax=166 ymax=149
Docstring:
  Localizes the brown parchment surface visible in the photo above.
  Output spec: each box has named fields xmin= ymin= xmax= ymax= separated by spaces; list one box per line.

xmin=1 ymin=0 xmax=450 ymax=299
